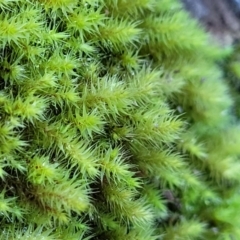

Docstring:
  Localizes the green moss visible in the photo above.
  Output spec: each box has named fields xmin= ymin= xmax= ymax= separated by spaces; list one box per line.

xmin=0 ymin=0 xmax=240 ymax=239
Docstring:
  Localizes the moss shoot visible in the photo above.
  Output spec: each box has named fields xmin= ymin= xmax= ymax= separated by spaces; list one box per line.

xmin=0 ymin=0 xmax=240 ymax=239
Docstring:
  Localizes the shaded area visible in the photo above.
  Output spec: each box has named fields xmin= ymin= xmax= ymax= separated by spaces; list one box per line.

xmin=182 ymin=0 xmax=240 ymax=45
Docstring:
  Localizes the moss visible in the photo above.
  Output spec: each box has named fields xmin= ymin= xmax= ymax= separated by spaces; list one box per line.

xmin=0 ymin=0 xmax=239 ymax=239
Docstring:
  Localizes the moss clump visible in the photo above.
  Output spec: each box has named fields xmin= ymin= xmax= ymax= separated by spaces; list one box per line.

xmin=0 ymin=0 xmax=240 ymax=239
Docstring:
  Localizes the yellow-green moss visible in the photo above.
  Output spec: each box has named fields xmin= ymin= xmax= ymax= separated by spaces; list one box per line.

xmin=0 ymin=0 xmax=240 ymax=239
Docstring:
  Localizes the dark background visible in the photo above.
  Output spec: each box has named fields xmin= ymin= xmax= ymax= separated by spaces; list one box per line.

xmin=182 ymin=0 xmax=240 ymax=45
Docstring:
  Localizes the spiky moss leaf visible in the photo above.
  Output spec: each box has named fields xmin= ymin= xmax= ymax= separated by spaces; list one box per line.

xmin=32 ymin=174 xmax=90 ymax=216
xmin=132 ymin=147 xmax=185 ymax=172
xmin=103 ymin=183 xmax=154 ymax=227
xmin=131 ymin=146 xmax=196 ymax=189
xmin=7 ymin=96 xmax=48 ymax=123
xmin=178 ymin=131 xmax=208 ymax=160
xmin=159 ymin=71 xmax=185 ymax=96
xmin=126 ymin=67 xmax=167 ymax=103
xmin=205 ymin=125 xmax=240 ymax=157
xmin=0 ymin=0 xmax=240 ymax=238
xmin=154 ymin=0 xmax=182 ymax=12
xmin=65 ymin=38 xmax=97 ymax=57
xmin=0 ymin=153 xmax=27 ymax=173
xmin=0 ymin=226 xmax=58 ymax=240
xmin=0 ymin=123 xmax=27 ymax=153
xmin=55 ymin=217 xmax=92 ymax=239
xmin=0 ymin=161 xmax=8 ymax=180
xmin=142 ymin=184 xmax=168 ymax=219
xmin=119 ymin=50 xmax=143 ymax=71
xmin=34 ymin=121 xmax=99 ymax=178
xmin=97 ymin=18 xmax=142 ymax=50
xmin=171 ymin=56 xmax=234 ymax=127
xmin=99 ymin=147 xmax=141 ymax=188
xmin=69 ymin=106 xmax=105 ymax=139
xmin=128 ymin=104 xmax=184 ymax=146
xmin=0 ymin=0 xmax=20 ymax=11
xmin=177 ymin=79 xmax=232 ymax=126
xmin=104 ymin=0 xmax=155 ymax=16
xmin=0 ymin=4 xmax=44 ymax=48
xmin=22 ymin=204 xmax=68 ymax=226
xmin=96 ymin=212 xmax=123 ymax=232
xmin=162 ymin=219 xmax=207 ymax=240
xmin=0 ymin=190 xmax=25 ymax=221
xmin=21 ymin=72 xmax=58 ymax=94
xmin=41 ymin=29 xmax=69 ymax=47
xmin=113 ymin=226 xmax=160 ymax=240
xmin=206 ymin=154 xmax=240 ymax=183
xmin=81 ymin=75 xmax=133 ymax=117
xmin=27 ymin=155 xmax=63 ymax=185
xmin=66 ymin=6 xmax=105 ymax=41
xmin=0 ymin=14 xmax=29 ymax=47
xmin=141 ymin=12 xmax=208 ymax=60
xmin=42 ymin=51 xmax=80 ymax=78
xmin=38 ymin=0 xmax=79 ymax=14
xmin=0 ymin=222 xmax=91 ymax=240
xmin=184 ymin=125 xmax=240 ymax=184
xmin=1 ymin=62 xmax=26 ymax=84
xmin=96 ymin=212 xmax=160 ymax=240
xmin=2 ymin=93 xmax=49 ymax=123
